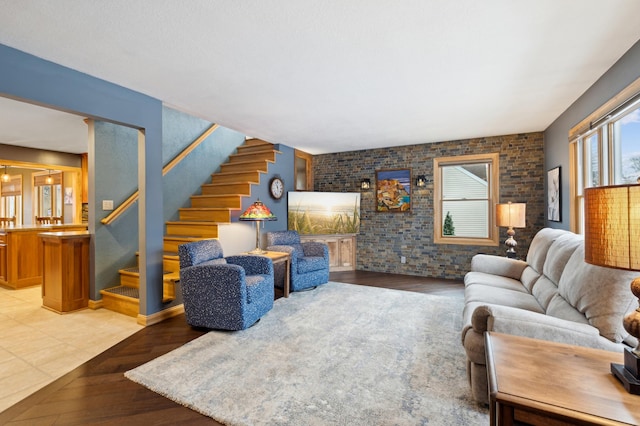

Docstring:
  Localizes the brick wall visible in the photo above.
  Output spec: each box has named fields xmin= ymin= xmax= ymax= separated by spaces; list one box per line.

xmin=313 ymin=132 xmax=545 ymax=280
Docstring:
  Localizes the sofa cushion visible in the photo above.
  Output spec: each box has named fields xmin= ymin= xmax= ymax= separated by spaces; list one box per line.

xmin=558 ymin=245 xmax=639 ymax=343
xmin=545 ymin=293 xmax=591 ymax=325
xmin=290 ymin=243 xmax=305 ymax=259
xmin=526 ymin=228 xmax=567 ymax=274
xmin=297 ymin=256 xmax=326 ymax=274
xmin=199 ymin=258 xmax=227 ymax=266
xmin=531 ymin=276 xmax=559 ymax=310
xmin=520 ymin=266 xmax=542 ymax=292
xmin=464 ymin=271 xmax=529 ymax=293
xmin=464 ymin=285 xmax=544 ymax=314
xmin=542 ymin=233 xmax=583 ymax=286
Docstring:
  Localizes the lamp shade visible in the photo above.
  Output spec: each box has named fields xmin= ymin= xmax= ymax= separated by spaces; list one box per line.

xmin=584 ymin=184 xmax=640 ymax=271
xmin=239 ymin=199 xmax=277 ymax=222
xmin=496 ymin=202 xmax=526 ymax=228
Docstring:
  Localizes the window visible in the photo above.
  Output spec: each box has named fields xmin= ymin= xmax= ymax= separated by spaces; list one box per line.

xmin=33 ymin=171 xmax=62 ymax=219
xmin=434 ymin=153 xmax=500 ymax=246
xmin=1 ymin=175 xmax=22 ymax=224
xmin=570 ymin=90 xmax=640 ymax=233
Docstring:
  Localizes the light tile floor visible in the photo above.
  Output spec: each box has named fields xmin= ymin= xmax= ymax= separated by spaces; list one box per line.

xmin=0 ymin=285 xmax=143 ymax=413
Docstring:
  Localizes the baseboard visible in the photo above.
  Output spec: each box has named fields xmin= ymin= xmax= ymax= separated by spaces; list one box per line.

xmin=88 ymin=299 xmax=103 ymax=310
xmin=137 ymin=304 xmax=184 ymax=326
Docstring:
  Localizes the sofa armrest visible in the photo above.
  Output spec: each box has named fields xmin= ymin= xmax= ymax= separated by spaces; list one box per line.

xmin=470 ymin=254 xmax=527 ymax=280
xmin=467 ymin=303 xmax=606 ymax=347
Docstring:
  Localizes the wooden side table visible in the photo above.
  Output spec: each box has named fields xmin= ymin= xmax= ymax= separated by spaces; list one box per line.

xmin=485 ymin=332 xmax=640 ymax=425
xmin=246 ymin=251 xmax=290 ymax=298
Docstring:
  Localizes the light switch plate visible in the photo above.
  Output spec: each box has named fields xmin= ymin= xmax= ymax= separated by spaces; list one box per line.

xmin=102 ymin=200 xmax=114 ymax=211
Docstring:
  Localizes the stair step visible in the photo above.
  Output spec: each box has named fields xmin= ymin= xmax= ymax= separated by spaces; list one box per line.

xmin=200 ymin=182 xmax=252 ymax=196
xmin=228 ymin=150 xmax=278 ymax=163
xmin=243 ymin=138 xmax=273 ymax=147
xmin=100 ymin=286 xmax=140 ymax=318
xmin=236 ymin=143 xmax=277 ymax=155
xmin=102 ymin=285 xmax=140 ymax=299
xmin=220 ymin=160 xmax=271 ymax=174
xmin=189 ymin=194 xmax=243 ymax=209
xmin=166 ymin=221 xmax=219 ymax=237
xmin=163 ymin=236 xmax=207 ymax=252
xmin=178 ymin=207 xmax=232 ymax=222
xmin=210 ymin=171 xmax=262 ymax=184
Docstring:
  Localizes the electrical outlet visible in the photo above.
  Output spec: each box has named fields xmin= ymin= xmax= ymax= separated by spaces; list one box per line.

xmin=102 ymin=200 xmax=114 ymax=211
xmin=401 ymin=256 xmax=406 ymax=264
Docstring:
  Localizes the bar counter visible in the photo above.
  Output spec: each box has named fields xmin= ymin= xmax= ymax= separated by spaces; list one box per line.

xmin=0 ymin=223 xmax=88 ymax=289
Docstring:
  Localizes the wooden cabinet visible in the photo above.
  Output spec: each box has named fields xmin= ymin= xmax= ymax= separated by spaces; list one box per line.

xmin=300 ymin=234 xmax=356 ymax=271
xmin=0 ymin=233 xmax=6 ymax=283
xmin=0 ymin=224 xmax=87 ymax=289
xmin=40 ymin=231 xmax=90 ymax=313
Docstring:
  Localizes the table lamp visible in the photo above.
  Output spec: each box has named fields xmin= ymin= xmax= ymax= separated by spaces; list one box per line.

xmin=239 ymin=199 xmax=277 ymax=254
xmin=496 ymin=202 xmax=526 ymax=258
xmin=584 ymin=184 xmax=640 ymax=394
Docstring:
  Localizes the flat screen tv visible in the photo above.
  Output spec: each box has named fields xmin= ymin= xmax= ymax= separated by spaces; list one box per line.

xmin=287 ymin=191 xmax=360 ymax=235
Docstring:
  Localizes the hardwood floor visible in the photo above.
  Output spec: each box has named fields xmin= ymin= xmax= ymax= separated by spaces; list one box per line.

xmin=0 ymin=271 xmax=463 ymax=425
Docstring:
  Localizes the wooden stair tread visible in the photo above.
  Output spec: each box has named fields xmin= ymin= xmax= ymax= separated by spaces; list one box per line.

xmin=101 ymin=286 xmax=139 ymax=299
xmin=119 ymin=267 xmax=176 ymax=275
xmin=166 ymin=220 xmax=228 ymax=225
xmin=211 ymin=170 xmax=264 ymax=177
xmin=179 ymin=207 xmax=236 ymax=211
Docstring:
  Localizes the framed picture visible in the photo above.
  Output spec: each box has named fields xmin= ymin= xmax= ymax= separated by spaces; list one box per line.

xmin=547 ymin=166 xmax=561 ymax=222
xmin=376 ymin=168 xmax=412 ymax=212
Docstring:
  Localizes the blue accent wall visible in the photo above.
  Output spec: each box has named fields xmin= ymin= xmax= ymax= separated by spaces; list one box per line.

xmin=93 ymin=122 xmax=139 ymax=296
xmin=0 ymin=43 xmax=165 ymax=315
xmin=544 ymin=39 xmax=640 ymax=230
xmin=162 ymin=108 xmax=245 ymax=223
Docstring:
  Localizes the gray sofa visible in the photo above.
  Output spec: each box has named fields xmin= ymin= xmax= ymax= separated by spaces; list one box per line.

xmin=462 ymin=227 xmax=639 ymax=404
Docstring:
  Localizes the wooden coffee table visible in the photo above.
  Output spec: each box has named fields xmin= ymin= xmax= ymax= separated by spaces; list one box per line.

xmin=485 ymin=332 xmax=640 ymax=425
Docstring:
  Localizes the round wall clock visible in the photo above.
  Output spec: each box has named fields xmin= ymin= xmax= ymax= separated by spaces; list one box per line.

xmin=269 ymin=177 xmax=284 ymax=200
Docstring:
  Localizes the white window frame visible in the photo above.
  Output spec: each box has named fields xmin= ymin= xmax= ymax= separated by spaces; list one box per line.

xmin=569 ymin=76 xmax=640 ymax=234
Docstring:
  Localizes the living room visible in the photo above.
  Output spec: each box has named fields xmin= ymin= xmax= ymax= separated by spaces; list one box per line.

xmin=2 ymin=2 xmax=640 ymax=424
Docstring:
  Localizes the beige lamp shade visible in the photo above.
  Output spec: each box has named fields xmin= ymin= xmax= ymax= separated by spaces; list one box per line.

xmin=496 ymin=202 xmax=526 ymax=228
xmin=584 ymin=184 xmax=640 ymax=271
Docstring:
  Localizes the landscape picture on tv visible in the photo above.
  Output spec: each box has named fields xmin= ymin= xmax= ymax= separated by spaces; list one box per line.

xmin=287 ymin=191 xmax=360 ymax=235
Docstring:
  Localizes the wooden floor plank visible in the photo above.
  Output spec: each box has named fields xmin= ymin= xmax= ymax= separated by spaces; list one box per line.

xmin=0 ymin=271 xmax=463 ymax=425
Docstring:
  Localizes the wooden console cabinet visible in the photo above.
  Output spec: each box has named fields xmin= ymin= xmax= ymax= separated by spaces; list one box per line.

xmin=300 ymin=234 xmax=356 ymax=271
xmin=40 ymin=231 xmax=90 ymax=313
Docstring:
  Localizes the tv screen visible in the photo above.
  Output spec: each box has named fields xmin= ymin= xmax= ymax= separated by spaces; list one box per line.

xmin=287 ymin=191 xmax=360 ymax=235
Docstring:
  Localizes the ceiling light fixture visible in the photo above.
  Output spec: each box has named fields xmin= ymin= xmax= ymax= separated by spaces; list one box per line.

xmin=1 ymin=165 xmax=9 ymax=183
xmin=45 ymin=170 xmax=53 ymax=185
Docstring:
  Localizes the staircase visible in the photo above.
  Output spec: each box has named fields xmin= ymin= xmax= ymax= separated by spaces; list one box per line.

xmin=100 ymin=139 xmax=280 ymax=318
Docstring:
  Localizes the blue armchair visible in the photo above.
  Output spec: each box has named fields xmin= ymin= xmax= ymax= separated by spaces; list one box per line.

xmin=266 ymin=230 xmax=330 ymax=292
xmin=178 ymin=239 xmax=274 ymax=330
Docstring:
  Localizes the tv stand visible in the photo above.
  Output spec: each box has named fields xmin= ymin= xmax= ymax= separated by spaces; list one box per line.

xmin=299 ymin=233 xmax=356 ymax=271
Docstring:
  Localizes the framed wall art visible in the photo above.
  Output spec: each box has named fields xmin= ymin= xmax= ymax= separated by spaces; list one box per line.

xmin=376 ymin=168 xmax=412 ymax=212
xmin=547 ymin=166 xmax=561 ymax=222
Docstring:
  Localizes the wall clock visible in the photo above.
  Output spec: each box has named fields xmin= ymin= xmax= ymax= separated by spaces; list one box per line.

xmin=269 ymin=177 xmax=284 ymax=200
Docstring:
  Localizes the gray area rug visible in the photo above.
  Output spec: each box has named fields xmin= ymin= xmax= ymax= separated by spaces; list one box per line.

xmin=125 ymin=282 xmax=488 ymax=425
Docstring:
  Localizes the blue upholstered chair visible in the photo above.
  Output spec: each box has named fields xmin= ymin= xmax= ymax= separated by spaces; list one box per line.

xmin=266 ymin=230 xmax=330 ymax=292
xmin=178 ymin=239 xmax=274 ymax=330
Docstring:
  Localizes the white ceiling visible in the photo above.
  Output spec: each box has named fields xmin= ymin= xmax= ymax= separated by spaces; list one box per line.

xmin=1 ymin=0 xmax=640 ymax=155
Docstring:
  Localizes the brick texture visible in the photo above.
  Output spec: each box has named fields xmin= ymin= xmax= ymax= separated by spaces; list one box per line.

xmin=313 ymin=133 xmax=545 ymax=280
